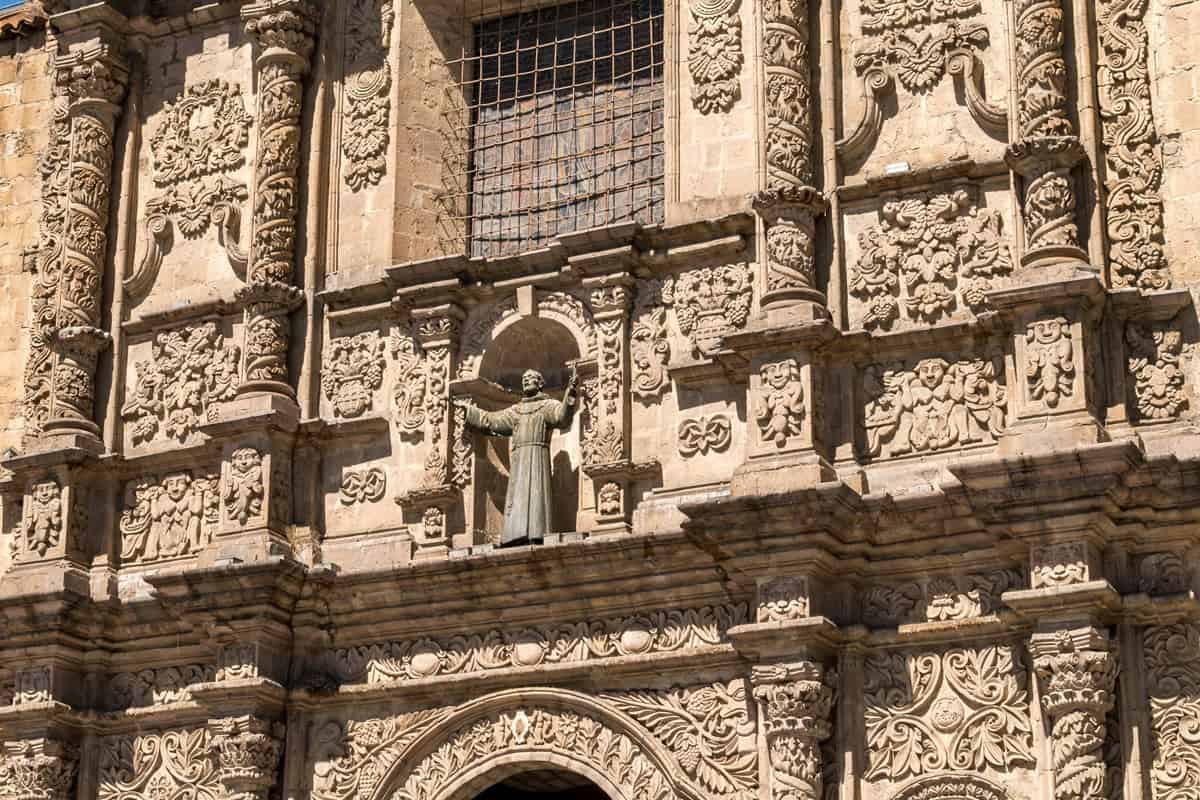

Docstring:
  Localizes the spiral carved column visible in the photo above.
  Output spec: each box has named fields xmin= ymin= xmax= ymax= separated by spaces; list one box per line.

xmin=41 ymin=43 xmax=129 ymax=441
xmin=238 ymin=1 xmax=318 ymax=398
xmin=1005 ymin=0 xmax=1089 ymax=270
xmin=752 ymin=661 xmax=837 ymax=800
xmin=755 ymin=0 xmax=827 ymax=317
xmin=1032 ymin=631 xmax=1117 ymax=800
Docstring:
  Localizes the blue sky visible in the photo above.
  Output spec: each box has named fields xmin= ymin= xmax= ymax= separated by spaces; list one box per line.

xmin=0 ymin=0 xmax=24 ymax=9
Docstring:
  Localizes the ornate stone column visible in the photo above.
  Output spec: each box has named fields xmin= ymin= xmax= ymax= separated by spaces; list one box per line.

xmin=1005 ymin=0 xmax=1089 ymax=271
xmin=0 ymin=739 xmax=79 ymax=800
xmin=754 ymin=0 xmax=827 ymax=321
xmin=238 ymin=1 xmax=318 ymax=398
xmin=210 ymin=716 xmax=285 ymax=800
xmin=752 ymin=661 xmax=837 ymax=800
xmin=40 ymin=41 xmax=129 ymax=442
xmin=1031 ymin=629 xmax=1117 ymax=800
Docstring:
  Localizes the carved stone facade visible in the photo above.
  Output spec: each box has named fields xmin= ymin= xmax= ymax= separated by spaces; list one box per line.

xmin=0 ymin=4 xmax=1198 ymax=800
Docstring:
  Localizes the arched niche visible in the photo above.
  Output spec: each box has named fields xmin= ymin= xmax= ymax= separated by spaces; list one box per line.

xmin=455 ymin=309 xmax=597 ymax=541
xmin=378 ymin=688 xmax=696 ymax=800
xmin=890 ymin=774 xmax=1010 ymax=800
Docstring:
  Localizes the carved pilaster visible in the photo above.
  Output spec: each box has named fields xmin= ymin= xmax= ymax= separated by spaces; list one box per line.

xmin=40 ymin=41 xmax=129 ymax=442
xmin=413 ymin=306 xmax=463 ymax=492
xmin=1005 ymin=0 xmax=1088 ymax=271
xmin=209 ymin=716 xmax=284 ymax=800
xmin=755 ymin=0 xmax=827 ymax=319
xmin=586 ymin=285 xmax=637 ymax=534
xmin=14 ymin=469 xmax=89 ymax=567
xmin=238 ymin=0 xmax=319 ymax=399
xmin=0 ymin=739 xmax=79 ymax=800
xmin=1032 ymin=629 xmax=1117 ymax=800
xmin=752 ymin=661 xmax=837 ymax=800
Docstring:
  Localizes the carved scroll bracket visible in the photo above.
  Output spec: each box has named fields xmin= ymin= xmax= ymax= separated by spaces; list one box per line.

xmin=752 ymin=661 xmax=837 ymax=800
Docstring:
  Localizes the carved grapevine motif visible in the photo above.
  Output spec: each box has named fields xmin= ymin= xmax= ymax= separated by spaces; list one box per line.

xmin=342 ymin=0 xmax=394 ymax=190
xmin=663 ymin=264 xmax=753 ymax=357
xmin=120 ymin=471 xmax=220 ymax=563
xmin=762 ymin=0 xmax=813 ymax=190
xmin=322 ymin=333 xmax=385 ymax=418
xmin=863 ymin=645 xmax=1036 ymax=781
xmin=334 ymin=603 xmax=748 ymax=684
xmin=608 ymin=681 xmax=757 ymax=799
xmin=1126 ymin=323 xmax=1187 ymax=421
xmin=98 ymin=729 xmax=220 ymax=800
xmin=678 ymin=414 xmax=733 ymax=456
xmin=689 ymin=0 xmax=742 ymax=113
xmin=340 ymin=467 xmax=387 ymax=505
xmin=311 ymin=711 xmax=450 ymax=800
xmin=122 ymin=322 xmax=241 ymax=444
xmin=850 ymin=189 xmax=1013 ymax=330
xmin=1144 ymin=623 xmax=1200 ymax=800
xmin=1026 ymin=318 xmax=1075 ymax=408
xmin=863 ymin=356 xmax=1006 ymax=458
xmin=854 ymin=0 xmax=989 ymax=92
xmin=1013 ymin=0 xmax=1073 ymax=140
xmin=1097 ymin=0 xmax=1169 ymax=290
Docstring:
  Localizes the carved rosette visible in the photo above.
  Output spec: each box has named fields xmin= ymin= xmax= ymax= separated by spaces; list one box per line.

xmin=689 ymin=0 xmax=742 ymax=113
xmin=1006 ymin=0 xmax=1086 ymax=268
xmin=752 ymin=662 xmax=837 ymax=800
xmin=39 ymin=44 xmax=129 ymax=438
xmin=1096 ymin=0 xmax=1169 ymax=289
xmin=210 ymin=717 xmax=284 ymax=800
xmin=1033 ymin=633 xmax=1117 ymax=800
xmin=239 ymin=1 xmax=318 ymax=397
xmin=0 ymin=740 xmax=79 ymax=800
xmin=1125 ymin=322 xmax=1188 ymax=422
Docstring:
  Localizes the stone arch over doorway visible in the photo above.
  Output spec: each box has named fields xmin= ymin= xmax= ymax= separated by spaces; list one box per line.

xmin=378 ymin=688 xmax=699 ymax=800
xmin=889 ymin=773 xmax=1009 ymax=800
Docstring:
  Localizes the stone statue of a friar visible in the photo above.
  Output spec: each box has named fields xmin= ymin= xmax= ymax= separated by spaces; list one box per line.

xmin=454 ymin=367 xmax=579 ymax=546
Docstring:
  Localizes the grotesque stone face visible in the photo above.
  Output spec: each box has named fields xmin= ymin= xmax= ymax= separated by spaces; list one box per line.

xmin=165 ymin=473 xmax=190 ymax=501
xmin=916 ymin=358 xmax=948 ymax=389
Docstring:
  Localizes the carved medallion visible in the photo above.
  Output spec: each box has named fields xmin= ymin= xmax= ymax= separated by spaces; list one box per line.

xmin=679 ymin=414 xmax=733 ymax=456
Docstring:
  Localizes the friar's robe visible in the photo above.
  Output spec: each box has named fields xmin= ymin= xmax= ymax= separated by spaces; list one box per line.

xmin=464 ymin=392 xmax=576 ymax=545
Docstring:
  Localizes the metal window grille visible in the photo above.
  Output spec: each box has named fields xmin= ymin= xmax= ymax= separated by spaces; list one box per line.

xmin=441 ymin=0 xmax=665 ymax=258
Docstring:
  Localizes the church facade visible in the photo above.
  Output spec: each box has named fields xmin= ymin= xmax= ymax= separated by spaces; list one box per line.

xmin=0 ymin=1 xmax=1198 ymax=800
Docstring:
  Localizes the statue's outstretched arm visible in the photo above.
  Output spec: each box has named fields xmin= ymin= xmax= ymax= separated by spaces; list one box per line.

xmin=459 ymin=400 xmax=515 ymax=436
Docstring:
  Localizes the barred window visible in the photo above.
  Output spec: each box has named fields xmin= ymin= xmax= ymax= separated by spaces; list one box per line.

xmin=444 ymin=0 xmax=666 ymax=258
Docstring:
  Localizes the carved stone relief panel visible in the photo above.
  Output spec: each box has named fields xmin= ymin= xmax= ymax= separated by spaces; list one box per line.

xmin=663 ymin=263 xmax=753 ymax=358
xmin=322 ymin=332 xmax=386 ymax=419
xmin=632 ymin=280 xmax=671 ymax=400
xmin=389 ymin=325 xmax=427 ymax=438
xmin=1144 ymin=623 xmax=1200 ymax=800
xmin=332 ymin=602 xmax=748 ymax=684
xmin=755 ymin=358 xmax=806 ymax=448
xmin=854 ymin=0 xmax=988 ymax=94
xmin=860 ymin=569 xmax=1021 ymax=626
xmin=339 ymin=467 xmax=387 ymax=505
xmin=863 ymin=644 xmax=1036 ymax=782
xmin=98 ymin=729 xmax=221 ymax=800
xmin=1025 ymin=318 xmax=1076 ymax=410
xmin=848 ymin=187 xmax=1013 ymax=331
xmin=757 ymin=576 xmax=810 ymax=622
xmin=1137 ymin=552 xmax=1190 ymax=595
xmin=122 ymin=321 xmax=241 ymax=446
xmin=120 ymin=471 xmax=221 ymax=564
xmin=341 ymin=0 xmax=394 ymax=190
xmin=0 ymin=739 xmax=79 ymax=800
xmin=129 ymin=79 xmax=253 ymax=300
xmin=106 ymin=664 xmax=215 ymax=710
xmin=19 ymin=479 xmax=63 ymax=560
xmin=688 ymin=0 xmax=742 ymax=113
xmin=310 ymin=710 xmax=452 ymax=800
xmin=1126 ymin=322 xmax=1189 ymax=422
xmin=678 ymin=414 xmax=733 ymax=456
xmin=862 ymin=353 xmax=1006 ymax=460
xmin=1030 ymin=542 xmax=1094 ymax=588
xmin=224 ymin=447 xmax=265 ymax=527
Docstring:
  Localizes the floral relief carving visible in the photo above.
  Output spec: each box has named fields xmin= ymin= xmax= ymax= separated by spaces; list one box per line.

xmin=757 ymin=359 xmax=805 ymax=446
xmin=863 ymin=645 xmax=1036 ymax=781
xmin=598 ymin=482 xmax=622 ymax=516
xmin=688 ymin=0 xmax=742 ymax=113
xmin=762 ymin=0 xmax=814 ymax=190
xmin=1126 ymin=323 xmax=1187 ymax=421
xmin=1031 ymin=542 xmax=1089 ymax=588
xmin=107 ymin=665 xmax=215 ymax=709
xmin=322 ymin=333 xmax=385 ymax=418
xmin=210 ymin=716 xmax=284 ymax=800
xmin=389 ymin=326 xmax=427 ymax=437
xmin=678 ymin=414 xmax=732 ymax=456
xmin=1026 ymin=318 xmax=1075 ymax=408
xmin=98 ymin=729 xmax=220 ymax=800
xmin=121 ymin=322 xmax=241 ymax=445
xmin=583 ymin=420 xmax=625 ymax=467
xmin=1144 ymin=623 xmax=1200 ymax=800
xmin=1096 ymin=0 xmax=1169 ymax=290
xmin=664 ymin=264 xmax=752 ymax=357
xmin=224 ymin=448 xmax=265 ymax=526
xmin=390 ymin=705 xmax=674 ymax=800
xmin=607 ymin=681 xmax=757 ymax=799
xmin=311 ymin=711 xmax=451 ymax=800
xmin=120 ymin=471 xmax=220 ymax=563
xmin=861 ymin=569 xmax=1021 ymax=626
xmin=333 ymin=603 xmax=748 ymax=684
xmin=853 ymin=0 xmax=989 ymax=93
xmin=421 ymin=506 xmax=445 ymax=542
xmin=758 ymin=576 xmax=809 ymax=623
xmin=849 ymin=189 xmax=1013 ymax=330
xmin=0 ymin=740 xmax=80 ymax=800
xmin=342 ymin=0 xmax=395 ymax=190
xmin=20 ymin=480 xmax=63 ymax=560
xmin=752 ymin=661 xmax=837 ymax=800
xmin=339 ymin=467 xmax=387 ymax=505
xmin=631 ymin=281 xmax=671 ymax=399
xmin=863 ymin=356 xmax=1006 ymax=459
xmin=131 ymin=80 xmax=252 ymax=297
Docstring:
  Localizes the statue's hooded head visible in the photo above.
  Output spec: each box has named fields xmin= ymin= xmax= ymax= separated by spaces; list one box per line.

xmin=521 ymin=369 xmax=545 ymax=397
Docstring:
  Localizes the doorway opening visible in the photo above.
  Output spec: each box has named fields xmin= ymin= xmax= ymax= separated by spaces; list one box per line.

xmin=474 ymin=770 xmax=610 ymax=800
